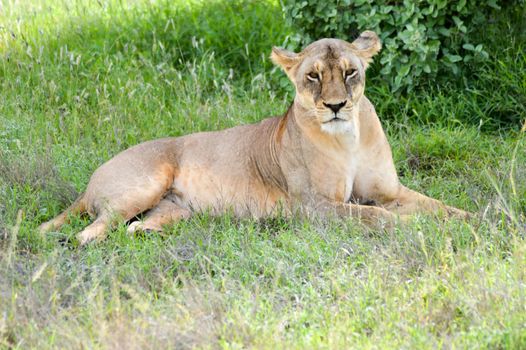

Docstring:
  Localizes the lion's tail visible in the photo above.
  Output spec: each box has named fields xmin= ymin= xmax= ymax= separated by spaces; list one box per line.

xmin=38 ymin=192 xmax=87 ymax=234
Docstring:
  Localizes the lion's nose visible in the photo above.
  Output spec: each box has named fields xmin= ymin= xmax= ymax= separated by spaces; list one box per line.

xmin=323 ymin=101 xmax=347 ymax=114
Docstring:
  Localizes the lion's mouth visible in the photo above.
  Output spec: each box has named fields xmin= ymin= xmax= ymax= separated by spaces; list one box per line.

xmin=323 ymin=116 xmax=348 ymax=123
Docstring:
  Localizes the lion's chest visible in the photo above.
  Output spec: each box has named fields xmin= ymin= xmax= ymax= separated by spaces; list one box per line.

xmin=307 ymin=151 xmax=358 ymax=203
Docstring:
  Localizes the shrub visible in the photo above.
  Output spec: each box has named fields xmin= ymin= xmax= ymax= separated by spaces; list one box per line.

xmin=282 ymin=0 xmax=502 ymax=91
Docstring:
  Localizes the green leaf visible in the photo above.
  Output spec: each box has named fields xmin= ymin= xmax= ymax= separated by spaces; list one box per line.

xmin=452 ymin=16 xmax=463 ymax=28
xmin=487 ymin=0 xmax=501 ymax=9
xmin=422 ymin=5 xmax=434 ymax=15
xmin=399 ymin=64 xmax=411 ymax=77
xmin=456 ymin=0 xmax=467 ymax=11
xmin=423 ymin=64 xmax=431 ymax=73
xmin=446 ymin=54 xmax=463 ymax=63
xmin=438 ymin=28 xmax=450 ymax=37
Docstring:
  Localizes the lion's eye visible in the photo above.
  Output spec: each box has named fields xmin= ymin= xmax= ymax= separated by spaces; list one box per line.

xmin=345 ymin=69 xmax=358 ymax=80
xmin=307 ymin=72 xmax=320 ymax=82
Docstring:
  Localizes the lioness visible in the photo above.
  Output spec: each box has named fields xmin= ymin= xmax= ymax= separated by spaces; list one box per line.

xmin=39 ymin=31 xmax=469 ymax=245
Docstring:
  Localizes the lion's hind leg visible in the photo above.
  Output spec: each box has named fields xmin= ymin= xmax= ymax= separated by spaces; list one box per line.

xmin=76 ymin=214 xmax=111 ymax=245
xmin=127 ymin=198 xmax=192 ymax=235
xmin=38 ymin=193 xmax=87 ymax=234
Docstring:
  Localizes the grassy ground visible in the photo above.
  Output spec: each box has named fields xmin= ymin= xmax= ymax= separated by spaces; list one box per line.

xmin=1 ymin=0 xmax=525 ymax=349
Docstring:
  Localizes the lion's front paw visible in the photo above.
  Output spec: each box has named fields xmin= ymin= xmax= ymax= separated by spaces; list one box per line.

xmin=126 ymin=221 xmax=163 ymax=235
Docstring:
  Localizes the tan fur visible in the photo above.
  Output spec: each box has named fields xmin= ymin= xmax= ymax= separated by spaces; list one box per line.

xmin=39 ymin=31 xmax=469 ymax=245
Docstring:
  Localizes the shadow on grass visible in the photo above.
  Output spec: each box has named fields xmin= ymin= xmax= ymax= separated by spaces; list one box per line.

xmin=2 ymin=0 xmax=290 ymax=79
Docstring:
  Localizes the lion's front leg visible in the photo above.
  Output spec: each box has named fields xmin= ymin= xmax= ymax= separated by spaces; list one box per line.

xmin=315 ymin=201 xmax=406 ymax=230
xmin=383 ymin=185 xmax=471 ymax=219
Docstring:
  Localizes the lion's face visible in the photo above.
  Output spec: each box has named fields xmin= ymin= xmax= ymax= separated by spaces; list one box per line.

xmin=271 ymin=31 xmax=381 ymax=135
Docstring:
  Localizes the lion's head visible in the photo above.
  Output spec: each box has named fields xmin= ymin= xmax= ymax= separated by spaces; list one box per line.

xmin=271 ymin=31 xmax=381 ymax=135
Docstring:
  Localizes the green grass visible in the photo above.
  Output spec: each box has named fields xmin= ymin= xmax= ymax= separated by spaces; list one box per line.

xmin=1 ymin=0 xmax=525 ymax=349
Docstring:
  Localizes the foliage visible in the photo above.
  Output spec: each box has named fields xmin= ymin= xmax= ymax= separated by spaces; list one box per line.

xmin=282 ymin=0 xmax=504 ymax=91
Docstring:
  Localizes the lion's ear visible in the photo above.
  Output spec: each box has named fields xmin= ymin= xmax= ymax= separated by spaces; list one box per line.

xmin=271 ymin=47 xmax=300 ymax=73
xmin=350 ymin=31 xmax=382 ymax=68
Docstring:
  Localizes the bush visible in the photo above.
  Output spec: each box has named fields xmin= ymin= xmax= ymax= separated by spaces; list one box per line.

xmin=282 ymin=0 xmax=502 ymax=91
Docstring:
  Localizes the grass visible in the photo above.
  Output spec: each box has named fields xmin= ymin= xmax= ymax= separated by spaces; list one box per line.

xmin=1 ymin=0 xmax=525 ymax=348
